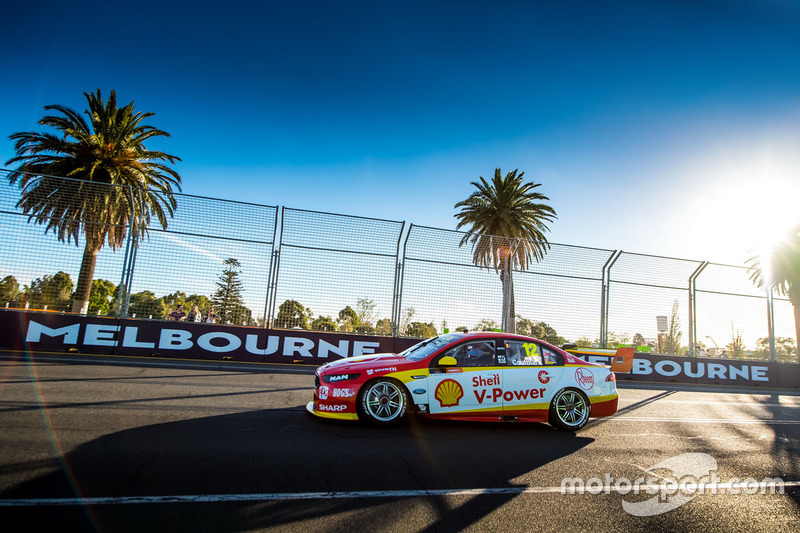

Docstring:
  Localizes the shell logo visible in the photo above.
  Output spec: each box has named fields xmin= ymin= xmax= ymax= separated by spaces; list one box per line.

xmin=435 ymin=379 xmax=464 ymax=408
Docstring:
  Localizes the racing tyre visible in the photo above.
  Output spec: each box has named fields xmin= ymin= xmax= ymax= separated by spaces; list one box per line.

xmin=549 ymin=388 xmax=590 ymax=431
xmin=358 ymin=379 xmax=409 ymax=425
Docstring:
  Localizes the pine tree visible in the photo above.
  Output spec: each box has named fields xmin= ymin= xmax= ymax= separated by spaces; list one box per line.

xmin=212 ymin=258 xmax=245 ymax=324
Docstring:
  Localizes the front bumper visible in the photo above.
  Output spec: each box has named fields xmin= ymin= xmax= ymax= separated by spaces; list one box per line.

xmin=306 ymin=401 xmax=359 ymax=421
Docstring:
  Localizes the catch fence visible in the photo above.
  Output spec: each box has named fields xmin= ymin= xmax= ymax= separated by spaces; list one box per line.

xmin=0 ymin=169 xmax=794 ymax=363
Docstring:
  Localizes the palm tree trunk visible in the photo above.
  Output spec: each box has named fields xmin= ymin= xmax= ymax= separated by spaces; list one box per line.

xmin=500 ymin=267 xmax=517 ymax=334
xmin=71 ymin=242 xmax=100 ymax=314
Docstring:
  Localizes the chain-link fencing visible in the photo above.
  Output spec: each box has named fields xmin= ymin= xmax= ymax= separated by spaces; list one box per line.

xmin=1 ymin=169 xmax=796 ymax=363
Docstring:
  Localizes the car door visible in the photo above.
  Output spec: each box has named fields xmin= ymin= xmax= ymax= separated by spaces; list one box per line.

xmin=501 ymin=340 xmax=565 ymax=417
xmin=427 ymin=339 xmax=503 ymax=416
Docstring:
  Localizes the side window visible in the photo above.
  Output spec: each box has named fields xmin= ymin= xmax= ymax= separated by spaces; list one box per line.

xmin=444 ymin=341 xmax=496 ymax=367
xmin=506 ymin=341 xmax=542 ymax=366
xmin=541 ymin=344 xmax=562 ymax=365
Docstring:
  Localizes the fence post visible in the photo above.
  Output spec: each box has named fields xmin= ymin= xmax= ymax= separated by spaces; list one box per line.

xmin=391 ymin=222 xmax=407 ymax=337
xmin=688 ymin=261 xmax=709 ymax=357
xmin=265 ymin=206 xmax=284 ymax=328
xmin=600 ymin=250 xmax=621 ymax=348
xmin=115 ymin=185 xmax=137 ymax=319
xmin=262 ymin=207 xmax=281 ymax=328
xmin=393 ymin=224 xmax=413 ymax=336
xmin=766 ymin=286 xmax=776 ymax=362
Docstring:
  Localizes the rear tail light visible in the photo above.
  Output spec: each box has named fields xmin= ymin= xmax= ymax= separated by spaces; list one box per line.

xmin=605 ymin=372 xmax=616 ymax=382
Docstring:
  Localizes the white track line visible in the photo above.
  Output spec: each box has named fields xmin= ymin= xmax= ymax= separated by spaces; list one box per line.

xmin=1 ymin=482 xmax=798 ymax=506
xmin=604 ymin=416 xmax=800 ymax=424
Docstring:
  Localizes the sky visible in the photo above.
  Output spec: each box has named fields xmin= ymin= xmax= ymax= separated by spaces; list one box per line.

xmin=3 ymin=0 xmax=800 ymax=265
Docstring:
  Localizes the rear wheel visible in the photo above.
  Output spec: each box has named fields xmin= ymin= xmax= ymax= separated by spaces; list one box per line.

xmin=358 ymin=379 xmax=409 ymax=425
xmin=549 ymin=388 xmax=590 ymax=431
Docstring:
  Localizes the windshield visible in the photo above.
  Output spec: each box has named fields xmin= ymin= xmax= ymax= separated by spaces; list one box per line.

xmin=401 ymin=334 xmax=461 ymax=361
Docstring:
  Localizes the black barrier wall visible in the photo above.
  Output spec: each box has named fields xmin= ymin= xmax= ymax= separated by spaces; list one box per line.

xmin=2 ymin=310 xmax=799 ymax=389
xmin=0 ymin=310 xmax=419 ymax=366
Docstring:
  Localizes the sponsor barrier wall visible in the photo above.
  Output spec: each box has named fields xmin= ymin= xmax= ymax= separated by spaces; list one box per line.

xmin=2 ymin=310 xmax=799 ymax=389
xmin=0 ymin=310 xmax=418 ymax=366
xmin=574 ymin=348 xmax=800 ymax=389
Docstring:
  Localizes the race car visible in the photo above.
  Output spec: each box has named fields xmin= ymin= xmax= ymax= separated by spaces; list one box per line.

xmin=306 ymin=332 xmax=618 ymax=431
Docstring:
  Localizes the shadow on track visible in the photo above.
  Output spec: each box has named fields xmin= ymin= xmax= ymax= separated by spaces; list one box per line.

xmin=1 ymin=408 xmax=593 ymax=531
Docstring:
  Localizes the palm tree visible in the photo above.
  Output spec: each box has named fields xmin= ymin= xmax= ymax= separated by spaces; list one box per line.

xmin=5 ymin=89 xmax=181 ymax=314
xmin=747 ymin=224 xmax=800 ymax=359
xmin=454 ymin=168 xmax=557 ymax=332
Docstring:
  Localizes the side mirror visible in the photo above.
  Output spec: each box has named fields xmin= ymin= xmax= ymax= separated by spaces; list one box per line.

xmin=438 ymin=356 xmax=458 ymax=367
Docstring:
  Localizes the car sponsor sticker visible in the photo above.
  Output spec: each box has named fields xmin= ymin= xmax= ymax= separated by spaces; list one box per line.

xmin=575 ymin=368 xmax=594 ymax=390
xmin=538 ymin=370 xmax=550 ymax=384
xmin=412 ymin=389 xmax=426 ymax=395
xmin=318 ymin=385 xmax=329 ymax=400
xmin=434 ymin=379 xmax=464 ymax=407
xmin=319 ymin=404 xmax=347 ymax=412
xmin=332 ymin=387 xmax=355 ymax=398
xmin=446 ymin=368 xmax=463 ymax=373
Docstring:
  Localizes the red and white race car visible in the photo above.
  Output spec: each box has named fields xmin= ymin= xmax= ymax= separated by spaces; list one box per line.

xmin=307 ymin=332 xmax=618 ymax=431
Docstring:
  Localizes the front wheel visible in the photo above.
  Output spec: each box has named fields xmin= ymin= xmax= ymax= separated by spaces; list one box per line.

xmin=549 ymin=388 xmax=590 ymax=431
xmin=358 ymin=379 xmax=409 ymax=425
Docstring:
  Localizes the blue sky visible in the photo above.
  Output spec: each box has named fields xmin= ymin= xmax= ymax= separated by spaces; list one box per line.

xmin=3 ymin=0 xmax=800 ymax=264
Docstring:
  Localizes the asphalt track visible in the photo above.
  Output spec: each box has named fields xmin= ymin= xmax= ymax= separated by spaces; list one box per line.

xmin=0 ymin=351 xmax=798 ymax=532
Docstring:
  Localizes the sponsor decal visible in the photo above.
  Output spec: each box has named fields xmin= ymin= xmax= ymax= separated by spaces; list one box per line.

xmin=575 ymin=368 xmax=594 ymax=390
xmin=331 ymin=387 xmax=355 ymax=398
xmin=324 ymin=373 xmax=357 ymax=383
xmin=538 ymin=370 xmax=550 ymax=384
xmin=497 ymin=356 xmax=506 ymax=364
xmin=581 ymin=355 xmax=771 ymax=383
xmin=367 ymin=369 xmax=373 ymax=375
xmin=474 ymin=387 xmax=546 ymax=404
xmin=472 ymin=373 xmax=500 ymax=387
xmin=318 ymin=404 xmax=348 ymax=412
xmin=19 ymin=318 xmax=385 ymax=359
xmin=435 ymin=379 xmax=464 ymax=407
xmin=373 ymin=366 xmax=398 ymax=373
xmin=446 ymin=368 xmax=463 ymax=373
xmin=412 ymin=389 xmax=426 ymax=395
xmin=318 ymin=386 xmax=329 ymax=400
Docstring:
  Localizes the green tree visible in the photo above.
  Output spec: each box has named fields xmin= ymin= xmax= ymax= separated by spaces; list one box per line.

xmin=757 ymin=337 xmax=796 ymax=363
xmin=407 ymin=322 xmax=437 ymax=338
xmin=375 ymin=318 xmax=392 ymax=336
xmin=311 ymin=315 xmax=337 ymax=331
xmin=454 ymin=168 xmax=557 ymax=333
xmin=747 ymin=224 xmax=800 ymax=358
xmin=127 ymin=290 xmax=166 ymax=318
xmin=632 ymin=333 xmax=647 ymax=347
xmin=212 ymin=258 xmax=245 ymax=324
xmin=575 ymin=337 xmax=594 ymax=348
xmin=475 ymin=318 xmax=499 ymax=332
xmin=337 ymin=305 xmax=359 ymax=332
xmin=25 ymin=271 xmax=73 ymax=311
xmin=88 ymin=279 xmax=116 ymax=315
xmin=0 ymin=276 xmax=20 ymax=306
xmin=516 ymin=317 xmax=566 ymax=345
xmin=275 ymin=300 xmax=310 ymax=329
xmin=5 ymin=89 xmax=181 ymax=314
xmin=162 ymin=291 xmax=188 ymax=311
xmin=355 ymin=298 xmax=377 ymax=329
